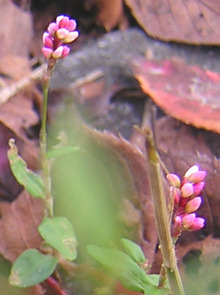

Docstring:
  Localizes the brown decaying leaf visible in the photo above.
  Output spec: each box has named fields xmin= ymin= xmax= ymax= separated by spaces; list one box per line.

xmin=0 ymin=190 xmax=44 ymax=262
xmin=134 ymin=58 xmax=220 ymax=134
xmin=155 ymin=116 xmax=220 ymax=240
xmin=125 ymin=0 xmax=220 ymax=44
xmin=0 ymin=0 xmax=32 ymax=58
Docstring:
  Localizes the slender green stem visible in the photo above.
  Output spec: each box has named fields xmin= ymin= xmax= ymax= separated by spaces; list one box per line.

xmin=40 ymin=69 xmax=53 ymax=217
xmin=143 ymin=101 xmax=185 ymax=295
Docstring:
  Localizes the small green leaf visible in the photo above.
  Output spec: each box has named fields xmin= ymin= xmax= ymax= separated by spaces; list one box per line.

xmin=38 ymin=216 xmax=77 ymax=261
xmin=8 ymin=139 xmax=45 ymax=199
xmin=9 ymin=249 xmax=58 ymax=287
xmin=87 ymin=245 xmax=156 ymax=293
xmin=121 ymin=238 xmax=146 ymax=264
xmin=47 ymin=146 xmax=80 ymax=159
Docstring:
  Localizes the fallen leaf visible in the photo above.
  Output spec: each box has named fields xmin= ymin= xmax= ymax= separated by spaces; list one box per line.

xmin=125 ymin=0 xmax=220 ymax=44
xmin=134 ymin=58 xmax=220 ymax=134
xmin=0 ymin=190 xmax=44 ymax=262
xmin=0 ymin=0 xmax=32 ymax=58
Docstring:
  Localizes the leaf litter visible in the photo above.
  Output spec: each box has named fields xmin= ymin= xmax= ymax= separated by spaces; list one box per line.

xmin=0 ymin=1 xmax=220 ymax=294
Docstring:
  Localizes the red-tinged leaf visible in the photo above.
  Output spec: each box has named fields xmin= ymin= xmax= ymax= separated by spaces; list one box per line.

xmin=0 ymin=191 xmax=44 ymax=262
xmin=134 ymin=58 xmax=220 ymax=134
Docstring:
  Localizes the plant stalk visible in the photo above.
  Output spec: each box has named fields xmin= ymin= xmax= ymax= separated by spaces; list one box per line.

xmin=143 ymin=102 xmax=185 ymax=295
xmin=40 ymin=66 xmax=54 ymax=217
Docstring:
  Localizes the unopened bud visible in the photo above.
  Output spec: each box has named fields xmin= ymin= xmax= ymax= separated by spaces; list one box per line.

xmin=181 ymin=182 xmax=194 ymax=198
xmin=61 ymin=46 xmax=70 ymax=58
xmin=189 ymin=217 xmax=205 ymax=231
xmin=63 ymin=31 xmax=79 ymax=43
xmin=185 ymin=197 xmax=202 ymax=213
xmin=42 ymin=47 xmax=53 ymax=59
xmin=56 ymin=28 xmax=69 ymax=39
xmin=182 ymin=213 xmax=196 ymax=229
xmin=184 ymin=165 xmax=199 ymax=179
xmin=52 ymin=46 xmax=64 ymax=58
xmin=167 ymin=173 xmax=181 ymax=188
xmin=47 ymin=22 xmax=59 ymax=36
xmin=187 ymin=170 xmax=206 ymax=184
xmin=43 ymin=33 xmax=53 ymax=48
xmin=193 ymin=182 xmax=205 ymax=196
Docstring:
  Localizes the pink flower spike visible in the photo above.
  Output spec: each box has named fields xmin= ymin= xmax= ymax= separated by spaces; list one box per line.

xmin=166 ymin=173 xmax=181 ymax=188
xmin=67 ymin=19 xmax=77 ymax=31
xmin=56 ymin=28 xmax=69 ymax=40
xmin=182 ymin=213 xmax=196 ymax=229
xmin=184 ymin=165 xmax=199 ymax=179
xmin=52 ymin=46 xmax=64 ymax=59
xmin=63 ymin=31 xmax=79 ymax=43
xmin=61 ymin=46 xmax=70 ymax=58
xmin=189 ymin=217 xmax=205 ymax=231
xmin=185 ymin=197 xmax=202 ymax=213
xmin=187 ymin=170 xmax=207 ymax=184
xmin=193 ymin=182 xmax=205 ymax=196
xmin=181 ymin=182 xmax=194 ymax=198
xmin=47 ymin=22 xmax=59 ymax=36
xmin=42 ymin=47 xmax=53 ymax=59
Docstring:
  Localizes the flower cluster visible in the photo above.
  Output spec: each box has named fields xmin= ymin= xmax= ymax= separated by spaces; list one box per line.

xmin=167 ymin=165 xmax=206 ymax=240
xmin=42 ymin=15 xmax=79 ymax=60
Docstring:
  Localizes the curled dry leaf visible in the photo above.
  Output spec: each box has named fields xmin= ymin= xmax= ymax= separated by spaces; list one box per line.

xmin=134 ymin=58 xmax=220 ymax=134
xmin=0 ymin=190 xmax=44 ymax=262
xmin=125 ymin=0 xmax=220 ymax=44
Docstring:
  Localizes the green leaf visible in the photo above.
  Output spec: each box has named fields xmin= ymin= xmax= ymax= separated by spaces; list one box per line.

xmin=8 ymin=139 xmax=45 ymax=199
xmin=38 ymin=216 xmax=77 ymax=261
xmin=87 ymin=245 xmax=157 ymax=293
xmin=47 ymin=146 xmax=80 ymax=159
xmin=120 ymin=238 xmax=146 ymax=264
xmin=9 ymin=249 xmax=58 ymax=287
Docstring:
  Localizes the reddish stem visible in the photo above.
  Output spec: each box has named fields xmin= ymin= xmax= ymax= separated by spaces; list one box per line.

xmin=46 ymin=276 xmax=68 ymax=295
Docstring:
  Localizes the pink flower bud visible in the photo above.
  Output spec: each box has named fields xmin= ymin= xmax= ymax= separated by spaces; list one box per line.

xmin=167 ymin=173 xmax=181 ymax=188
xmin=42 ymin=47 xmax=53 ymax=59
xmin=188 ymin=217 xmax=205 ymax=231
xmin=181 ymin=182 xmax=194 ymax=198
xmin=182 ymin=213 xmax=196 ymax=229
xmin=47 ymin=22 xmax=59 ymax=36
xmin=43 ymin=33 xmax=53 ymax=48
xmin=52 ymin=46 xmax=64 ymax=58
xmin=58 ymin=16 xmax=69 ymax=28
xmin=185 ymin=197 xmax=202 ymax=213
xmin=61 ymin=46 xmax=70 ymax=58
xmin=193 ymin=182 xmax=205 ymax=196
xmin=63 ymin=31 xmax=79 ymax=43
xmin=67 ymin=19 xmax=77 ymax=31
xmin=56 ymin=15 xmax=66 ymax=26
xmin=184 ymin=165 xmax=199 ymax=179
xmin=187 ymin=170 xmax=207 ymax=183
xmin=56 ymin=28 xmax=69 ymax=40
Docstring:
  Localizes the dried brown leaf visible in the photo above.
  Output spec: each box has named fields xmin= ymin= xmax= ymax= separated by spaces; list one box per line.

xmin=0 ymin=190 xmax=44 ymax=262
xmin=0 ymin=0 xmax=32 ymax=58
xmin=134 ymin=58 xmax=220 ymax=134
xmin=125 ymin=0 xmax=220 ymax=44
